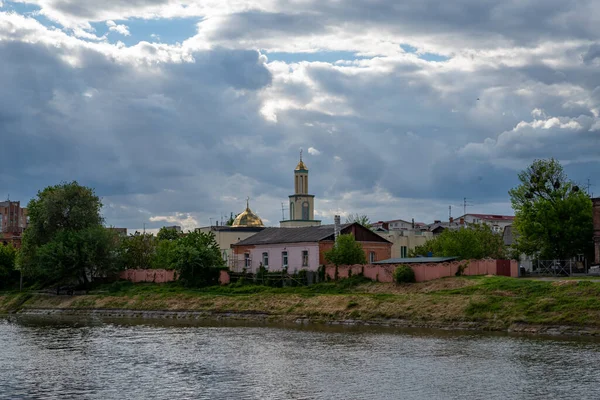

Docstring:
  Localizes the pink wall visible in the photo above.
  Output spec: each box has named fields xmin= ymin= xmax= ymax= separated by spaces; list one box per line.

xmin=219 ymin=270 xmax=230 ymax=285
xmin=119 ymin=269 xmax=176 ymax=283
xmin=325 ymin=259 xmax=519 ymax=283
xmin=240 ymin=243 xmax=321 ymax=272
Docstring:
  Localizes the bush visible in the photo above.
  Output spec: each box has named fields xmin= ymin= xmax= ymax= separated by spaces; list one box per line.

xmin=393 ymin=265 xmax=415 ymax=284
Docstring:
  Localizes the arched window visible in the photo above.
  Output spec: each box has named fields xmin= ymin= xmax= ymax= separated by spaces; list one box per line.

xmin=302 ymin=201 xmax=309 ymax=220
xmin=290 ymin=202 xmax=295 ymax=220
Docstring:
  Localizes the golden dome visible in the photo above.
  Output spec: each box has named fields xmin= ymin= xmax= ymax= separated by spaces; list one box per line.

xmin=232 ymin=199 xmax=264 ymax=227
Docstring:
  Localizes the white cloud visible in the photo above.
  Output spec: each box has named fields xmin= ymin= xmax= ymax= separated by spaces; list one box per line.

xmin=308 ymin=147 xmax=321 ymax=155
xmin=106 ymin=20 xmax=130 ymax=36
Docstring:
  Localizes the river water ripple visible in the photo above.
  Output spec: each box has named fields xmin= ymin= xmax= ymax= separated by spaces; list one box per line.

xmin=1 ymin=317 xmax=600 ymax=399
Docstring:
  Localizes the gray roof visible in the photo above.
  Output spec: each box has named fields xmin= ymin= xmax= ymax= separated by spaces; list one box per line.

xmin=374 ymin=257 xmax=458 ymax=264
xmin=234 ymin=224 xmax=352 ymax=246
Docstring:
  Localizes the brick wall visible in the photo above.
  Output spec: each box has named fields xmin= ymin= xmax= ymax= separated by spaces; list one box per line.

xmin=319 ymin=241 xmax=392 ymax=265
xmin=325 ymin=259 xmax=518 ymax=283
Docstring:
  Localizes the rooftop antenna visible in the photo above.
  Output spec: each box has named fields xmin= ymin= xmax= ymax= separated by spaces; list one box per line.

xmin=460 ymin=197 xmax=473 ymax=216
xmin=281 ymin=202 xmax=288 ymax=221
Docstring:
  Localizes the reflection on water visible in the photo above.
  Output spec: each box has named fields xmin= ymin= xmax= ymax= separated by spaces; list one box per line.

xmin=1 ymin=316 xmax=600 ymax=399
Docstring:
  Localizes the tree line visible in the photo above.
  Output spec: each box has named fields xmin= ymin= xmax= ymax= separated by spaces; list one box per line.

xmin=1 ymin=182 xmax=224 ymax=290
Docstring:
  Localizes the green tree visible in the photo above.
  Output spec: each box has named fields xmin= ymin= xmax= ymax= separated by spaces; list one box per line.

xmin=226 ymin=213 xmax=237 ymax=226
xmin=324 ymin=234 xmax=367 ymax=266
xmin=18 ymin=182 xmax=119 ymax=287
xmin=157 ymin=226 xmax=180 ymax=241
xmin=509 ymin=158 xmax=593 ymax=260
xmin=120 ymin=232 xmax=156 ymax=269
xmin=410 ymin=224 xmax=505 ymax=260
xmin=345 ymin=213 xmax=371 ymax=228
xmin=152 ymin=239 xmax=178 ymax=270
xmin=174 ymin=230 xmax=225 ymax=287
xmin=0 ymin=244 xmax=18 ymax=289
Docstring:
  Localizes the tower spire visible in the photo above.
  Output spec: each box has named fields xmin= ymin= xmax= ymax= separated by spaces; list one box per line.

xmin=300 ymin=148 xmax=303 ymax=163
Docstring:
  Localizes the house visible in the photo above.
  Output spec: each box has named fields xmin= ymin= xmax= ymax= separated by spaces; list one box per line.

xmin=593 ymin=198 xmax=600 ymax=266
xmin=230 ymin=222 xmax=392 ymax=272
xmin=373 ymin=229 xmax=433 ymax=258
xmin=458 ymin=213 xmax=514 ymax=233
xmin=371 ymin=219 xmax=426 ymax=232
xmin=427 ymin=217 xmax=466 ymax=236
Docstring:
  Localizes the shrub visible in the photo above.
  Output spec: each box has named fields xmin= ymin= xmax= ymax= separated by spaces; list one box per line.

xmin=393 ymin=265 xmax=415 ymax=284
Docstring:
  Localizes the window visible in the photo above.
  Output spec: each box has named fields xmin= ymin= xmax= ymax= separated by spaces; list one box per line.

xmin=302 ymin=201 xmax=309 ymax=220
xmin=302 ymin=250 xmax=309 ymax=267
xmin=401 ymin=246 xmax=408 ymax=258
xmin=282 ymin=251 xmax=288 ymax=268
xmin=262 ymin=252 xmax=269 ymax=267
xmin=290 ymin=202 xmax=294 ymax=220
xmin=369 ymin=251 xmax=376 ymax=263
xmin=244 ymin=253 xmax=251 ymax=268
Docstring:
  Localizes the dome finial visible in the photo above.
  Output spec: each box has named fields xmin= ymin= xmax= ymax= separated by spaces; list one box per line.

xmin=300 ymin=148 xmax=303 ymax=162
xmin=246 ymin=196 xmax=250 ymax=210
xmin=295 ymin=148 xmax=308 ymax=171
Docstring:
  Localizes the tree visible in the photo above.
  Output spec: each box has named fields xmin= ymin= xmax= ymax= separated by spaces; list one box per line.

xmin=410 ymin=224 xmax=506 ymax=260
xmin=120 ymin=232 xmax=156 ymax=269
xmin=18 ymin=181 xmax=120 ymax=287
xmin=0 ymin=244 xmax=18 ymax=289
xmin=157 ymin=226 xmax=180 ymax=241
xmin=345 ymin=213 xmax=371 ymax=228
xmin=509 ymin=158 xmax=593 ymax=260
xmin=226 ymin=213 xmax=237 ymax=226
xmin=324 ymin=234 xmax=367 ymax=266
xmin=174 ymin=231 xmax=225 ymax=287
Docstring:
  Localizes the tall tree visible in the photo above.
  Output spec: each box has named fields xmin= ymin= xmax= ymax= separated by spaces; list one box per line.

xmin=157 ymin=226 xmax=180 ymax=241
xmin=120 ymin=232 xmax=156 ymax=269
xmin=325 ymin=234 xmax=367 ymax=266
xmin=0 ymin=244 xmax=18 ymax=289
xmin=509 ymin=158 xmax=593 ymax=260
xmin=345 ymin=213 xmax=371 ymax=228
xmin=410 ymin=224 xmax=506 ymax=260
xmin=174 ymin=231 xmax=224 ymax=287
xmin=18 ymin=181 xmax=120 ymax=287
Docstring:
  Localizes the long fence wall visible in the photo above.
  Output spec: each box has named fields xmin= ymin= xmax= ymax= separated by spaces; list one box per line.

xmin=325 ymin=259 xmax=518 ymax=283
xmin=119 ymin=269 xmax=231 ymax=284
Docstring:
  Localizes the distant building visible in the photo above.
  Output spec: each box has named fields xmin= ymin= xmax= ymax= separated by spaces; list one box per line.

xmin=458 ymin=213 xmax=514 ymax=233
xmin=107 ymin=227 xmax=128 ymax=237
xmin=0 ymin=200 xmax=28 ymax=248
xmin=374 ymin=229 xmax=434 ymax=258
xmin=593 ymin=198 xmax=600 ymax=266
xmin=371 ymin=219 xmax=426 ymax=231
xmin=280 ymin=151 xmax=321 ymax=228
xmin=427 ymin=217 xmax=466 ymax=236
xmin=231 ymin=222 xmax=391 ymax=273
xmin=163 ymin=225 xmax=182 ymax=232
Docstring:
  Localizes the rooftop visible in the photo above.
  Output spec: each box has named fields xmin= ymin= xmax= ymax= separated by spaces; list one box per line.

xmin=464 ymin=214 xmax=515 ymax=221
xmin=234 ymin=224 xmax=352 ymax=246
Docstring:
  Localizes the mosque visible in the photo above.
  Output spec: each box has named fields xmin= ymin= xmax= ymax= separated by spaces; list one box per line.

xmin=198 ymin=152 xmax=320 ymax=265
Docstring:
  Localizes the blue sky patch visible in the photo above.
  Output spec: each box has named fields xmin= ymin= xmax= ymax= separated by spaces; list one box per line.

xmin=90 ymin=17 xmax=199 ymax=46
xmin=3 ymin=1 xmax=57 ymax=29
xmin=264 ymin=51 xmax=371 ymax=64
xmin=401 ymin=44 xmax=449 ymax=62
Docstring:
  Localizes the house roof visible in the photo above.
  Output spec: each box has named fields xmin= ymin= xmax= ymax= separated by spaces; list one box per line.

xmin=233 ymin=223 xmax=391 ymax=246
xmin=374 ymin=257 xmax=458 ymax=264
xmin=234 ymin=224 xmax=352 ymax=246
xmin=463 ymin=214 xmax=515 ymax=221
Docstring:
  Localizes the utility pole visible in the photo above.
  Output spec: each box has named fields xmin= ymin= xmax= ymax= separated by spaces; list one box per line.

xmin=449 ymin=205 xmax=452 ymax=220
xmin=143 ymin=223 xmax=146 ymax=234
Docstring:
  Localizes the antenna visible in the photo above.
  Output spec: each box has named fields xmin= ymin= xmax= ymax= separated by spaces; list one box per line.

xmin=458 ymin=197 xmax=473 ymax=216
xmin=143 ymin=223 xmax=146 ymax=234
xmin=586 ymin=178 xmax=594 ymax=196
xmin=449 ymin=205 xmax=452 ymax=219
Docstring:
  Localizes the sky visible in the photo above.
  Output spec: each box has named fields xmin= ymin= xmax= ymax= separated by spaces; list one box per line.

xmin=1 ymin=0 xmax=600 ymax=233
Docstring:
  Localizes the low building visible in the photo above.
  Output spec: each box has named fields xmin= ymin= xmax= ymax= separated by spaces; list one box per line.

xmin=427 ymin=217 xmax=466 ymax=236
xmin=231 ymin=222 xmax=392 ymax=273
xmin=593 ymin=198 xmax=600 ymax=266
xmin=197 ymin=200 xmax=266 ymax=265
xmin=373 ymin=229 xmax=433 ymax=258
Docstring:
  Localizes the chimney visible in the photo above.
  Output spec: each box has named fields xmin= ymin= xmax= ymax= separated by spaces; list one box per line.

xmin=459 ymin=217 xmax=465 ymax=225
xmin=411 ymin=218 xmax=415 ymax=229
xmin=449 ymin=217 xmax=454 ymax=223
xmin=334 ymin=215 xmax=341 ymax=244
xmin=434 ymin=220 xmax=441 ymax=224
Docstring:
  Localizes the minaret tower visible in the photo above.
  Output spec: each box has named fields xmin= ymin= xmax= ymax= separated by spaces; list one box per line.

xmin=280 ymin=150 xmax=321 ymax=228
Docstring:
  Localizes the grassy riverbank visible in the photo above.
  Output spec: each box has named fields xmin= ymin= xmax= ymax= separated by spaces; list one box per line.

xmin=2 ymin=276 xmax=600 ymax=334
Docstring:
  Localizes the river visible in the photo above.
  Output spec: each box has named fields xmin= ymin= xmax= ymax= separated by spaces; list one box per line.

xmin=1 ymin=316 xmax=599 ymax=399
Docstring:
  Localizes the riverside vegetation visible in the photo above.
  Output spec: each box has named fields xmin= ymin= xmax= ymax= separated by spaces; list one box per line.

xmin=3 ymin=275 xmax=600 ymax=334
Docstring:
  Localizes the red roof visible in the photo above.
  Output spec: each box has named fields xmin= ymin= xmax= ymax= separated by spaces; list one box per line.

xmin=466 ymin=214 xmax=514 ymax=221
